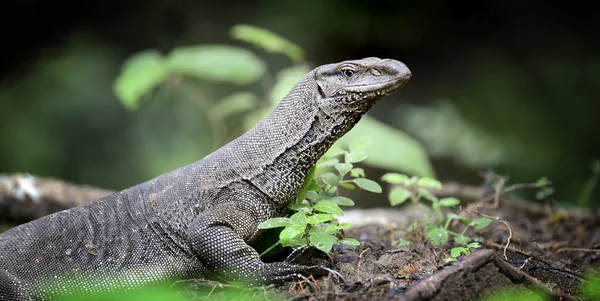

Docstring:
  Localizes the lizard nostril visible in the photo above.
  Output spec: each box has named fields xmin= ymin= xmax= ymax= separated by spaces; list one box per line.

xmin=370 ymin=69 xmax=381 ymax=76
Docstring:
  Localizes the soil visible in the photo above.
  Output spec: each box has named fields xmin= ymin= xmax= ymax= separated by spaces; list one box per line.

xmin=180 ymin=197 xmax=599 ymax=301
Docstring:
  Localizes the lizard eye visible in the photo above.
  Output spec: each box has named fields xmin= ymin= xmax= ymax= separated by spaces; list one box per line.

xmin=341 ymin=68 xmax=355 ymax=78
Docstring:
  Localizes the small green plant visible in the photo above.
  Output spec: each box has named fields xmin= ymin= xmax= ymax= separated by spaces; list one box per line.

xmin=381 ymin=173 xmax=492 ymax=247
xmin=576 ymin=159 xmax=599 ymax=206
xmin=481 ymin=287 xmax=548 ymax=301
xmin=581 ymin=269 xmax=600 ymax=299
xmin=258 ymin=137 xmax=381 ymax=254
xmin=534 ymin=176 xmax=554 ymax=200
xmin=444 ymin=242 xmax=481 ymax=263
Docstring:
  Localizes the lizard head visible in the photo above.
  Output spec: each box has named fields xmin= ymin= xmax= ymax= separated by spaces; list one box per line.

xmin=315 ymin=57 xmax=411 ymax=113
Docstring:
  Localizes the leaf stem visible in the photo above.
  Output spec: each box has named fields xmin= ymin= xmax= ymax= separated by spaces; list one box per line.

xmin=259 ymin=241 xmax=282 ymax=257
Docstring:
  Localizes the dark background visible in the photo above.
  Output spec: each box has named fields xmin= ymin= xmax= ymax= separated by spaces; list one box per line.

xmin=0 ymin=0 xmax=598 ymax=206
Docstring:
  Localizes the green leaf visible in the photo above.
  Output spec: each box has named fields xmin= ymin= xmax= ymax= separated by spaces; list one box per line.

xmin=291 ymin=205 xmax=311 ymax=213
xmin=323 ymin=145 xmax=346 ymax=158
xmin=447 ymin=213 xmax=470 ymax=224
xmin=317 ymin=158 xmax=340 ymax=168
xmin=450 ymin=247 xmax=467 ymax=257
xmin=439 ymin=197 xmax=461 ymax=207
xmin=168 ymin=45 xmax=265 ymax=84
xmin=325 ymin=224 xmax=337 ymax=234
xmin=331 ymin=196 xmax=355 ymax=206
xmin=296 ymin=166 xmax=316 ymax=202
xmin=335 ymin=115 xmax=434 ymax=177
xmin=416 ymin=177 xmax=443 ymax=189
xmin=338 ymin=223 xmax=352 ymax=229
xmin=309 ymin=232 xmax=338 ymax=254
xmin=307 ymin=180 xmax=321 ymax=191
xmin=321 ymin=172 xmax=339 ymax=186
xmin=345 ymin=150 xmax=369 ymax=163
xmin=427 ymin=227 xmax=449 ymax=247
xmin=535 ymin=177 xmax=551 ymax=187
xmin=313 ymin=201 xmax=344 ymax=216
xmin=350 ymin=168 xmax=365 ymax=178
xmin=290 ymin=212 xmax=308 ymax=225
xmin=417 ymin=188 xmax=438 ymax=202
xmin=470 ymin=217 xmax=493 ymax=230
xmin=581 ymin=270 xmax=600 ymax=299
xmin=467 ymin=242 xmax=481 ymax=249
xmin=444 ymin=257 xmax=457 ymax=263
xmin=279 ymin=224 xmax=305 ymax=246
xmin=454 ymin=235 xmax=470 ymax=246
xmin=212 ymin=92 xmax=258 ymax=117
xmin=381 ymin=173 xmax=410 ymax=184
xmin=335 ymin=163 xmax=353 ymax=176
xmin=305 ymin=190 xmax=319 ymax=201
xmin=339 ymin=182 xmax=356 ymax=190
xmin=394 ymin=238 xmax=412 ymax=247
xmin=352 ymin=178 xmax=382 ymax=193
xmin=113 ymin=50 xmax=168 ymax=110
xmin=307 ymin=214 xmax=335 ymax=224
xmin=389 ymin=187 xmax=412 ymax=206
xmin=339 ymin=238 xmax=360 ymax=246
xmin=349 ymin=136 xmax=373 ymax=152
xmin=230 ymin=24 xmax=304 ymax=62
xmin=259 ymin=217 xmax=292 ymax=229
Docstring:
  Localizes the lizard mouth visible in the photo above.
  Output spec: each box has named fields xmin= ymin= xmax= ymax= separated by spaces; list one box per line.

xmin=346 ymin=75 xmax=411 ymax=97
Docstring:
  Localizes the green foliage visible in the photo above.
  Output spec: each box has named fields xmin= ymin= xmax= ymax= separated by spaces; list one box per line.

xmin=43 ymin=278 xmax=281 ymax=301
xmin=113 ymin=45 xmax=265 ymax=110
xmin=113 ymin=50 xmax=169 ymax=110
xmin=576 ymin=159 xmax=600 ymax=206
xmin=0 ymin=224 xmax=14 ymax=233
xmin=230 ymin=24 xmax=304 ymax=62
xmin=581 ymin=270 xmax=600 ymax=299
xmin=335 ymin=115 xmax=435 ymax=177
xmin=168 ymin=45 xmax=266 ymax=84
xmin=444 ymin=242 xmax=480 ymax=263
xmin=534 ymin=176 xmax=554 ymax=200
xmin=113 ymin=24 xmax=432 ymax=178
xmin=211 ymin=92 xmax=259 ymax=118
xmin=382 ymin=173 xmax=493 ymax=248
xmin=259 ymin=137 xmax=379 ymax=254
xmin=48 ymin=284 xmax=186 ymax=301
xmin=481 ymin=287 xmax=548 ymax=301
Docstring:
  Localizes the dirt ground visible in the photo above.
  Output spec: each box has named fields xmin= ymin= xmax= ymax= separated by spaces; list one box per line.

xmin=181 ymin=197 xmax=599 ymax=301
xmin=1 ymin=174 xmax=598 ymax=300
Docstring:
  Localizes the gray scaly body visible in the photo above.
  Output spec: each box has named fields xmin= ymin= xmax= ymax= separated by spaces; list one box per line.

xmin=0 ymin=57 xmax=411 ymax=300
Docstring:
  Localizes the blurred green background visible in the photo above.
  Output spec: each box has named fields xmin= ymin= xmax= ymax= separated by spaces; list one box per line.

xmin=0 ymin=0 xmax=598 ymax=206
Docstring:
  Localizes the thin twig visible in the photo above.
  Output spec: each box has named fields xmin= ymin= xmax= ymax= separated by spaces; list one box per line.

xmin=554 ymin=247 xmax=600 ymax=254
xmin=471 ymin=210 xmax=514 ymax=260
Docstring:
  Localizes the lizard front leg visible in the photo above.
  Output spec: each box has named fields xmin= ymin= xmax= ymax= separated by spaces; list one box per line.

xmin=186 ymin=201 xmax=332 ymax=285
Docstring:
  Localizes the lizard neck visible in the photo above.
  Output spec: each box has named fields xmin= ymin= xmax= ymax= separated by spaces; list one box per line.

xmin=242 ymin=72 xmax=373 ymax=204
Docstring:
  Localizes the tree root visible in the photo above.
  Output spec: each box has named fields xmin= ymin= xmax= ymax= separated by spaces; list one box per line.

xmin=395 ymin=249 xmax=577 ymax=301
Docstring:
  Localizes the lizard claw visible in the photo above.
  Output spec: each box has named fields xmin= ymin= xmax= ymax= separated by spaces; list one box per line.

xmin=321 ymin=267 xmax=345 ymax=284
xmin=285 ymin=246 xmax=333 ymax=267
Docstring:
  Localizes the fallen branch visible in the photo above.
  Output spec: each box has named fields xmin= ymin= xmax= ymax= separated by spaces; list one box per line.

xmin=394 ymin=249 xmax=577 ymax=301
xmin=0 ymin=173 xmax=112 ymax=223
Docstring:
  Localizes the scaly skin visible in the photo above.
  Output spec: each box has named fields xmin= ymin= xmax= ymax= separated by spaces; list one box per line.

xmin=0 ymin=57 xmax=411 ymax=300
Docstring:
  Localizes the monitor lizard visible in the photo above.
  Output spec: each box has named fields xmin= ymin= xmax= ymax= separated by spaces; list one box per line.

xmin=0 ymin=57 xmax=411 ymax=300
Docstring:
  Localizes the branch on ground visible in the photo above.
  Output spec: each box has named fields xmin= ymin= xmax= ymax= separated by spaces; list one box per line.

xmin=0 ymin=173 xmax=113 ymax=224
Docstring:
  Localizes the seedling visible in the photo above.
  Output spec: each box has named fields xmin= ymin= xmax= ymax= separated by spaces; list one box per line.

xmin=381 ymin=173 xmax=492 ymax=247
xmin=444 ymin=242 xmax=481 ymax=263
xmin=259 ymin=137 xmax=381 ymax=254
